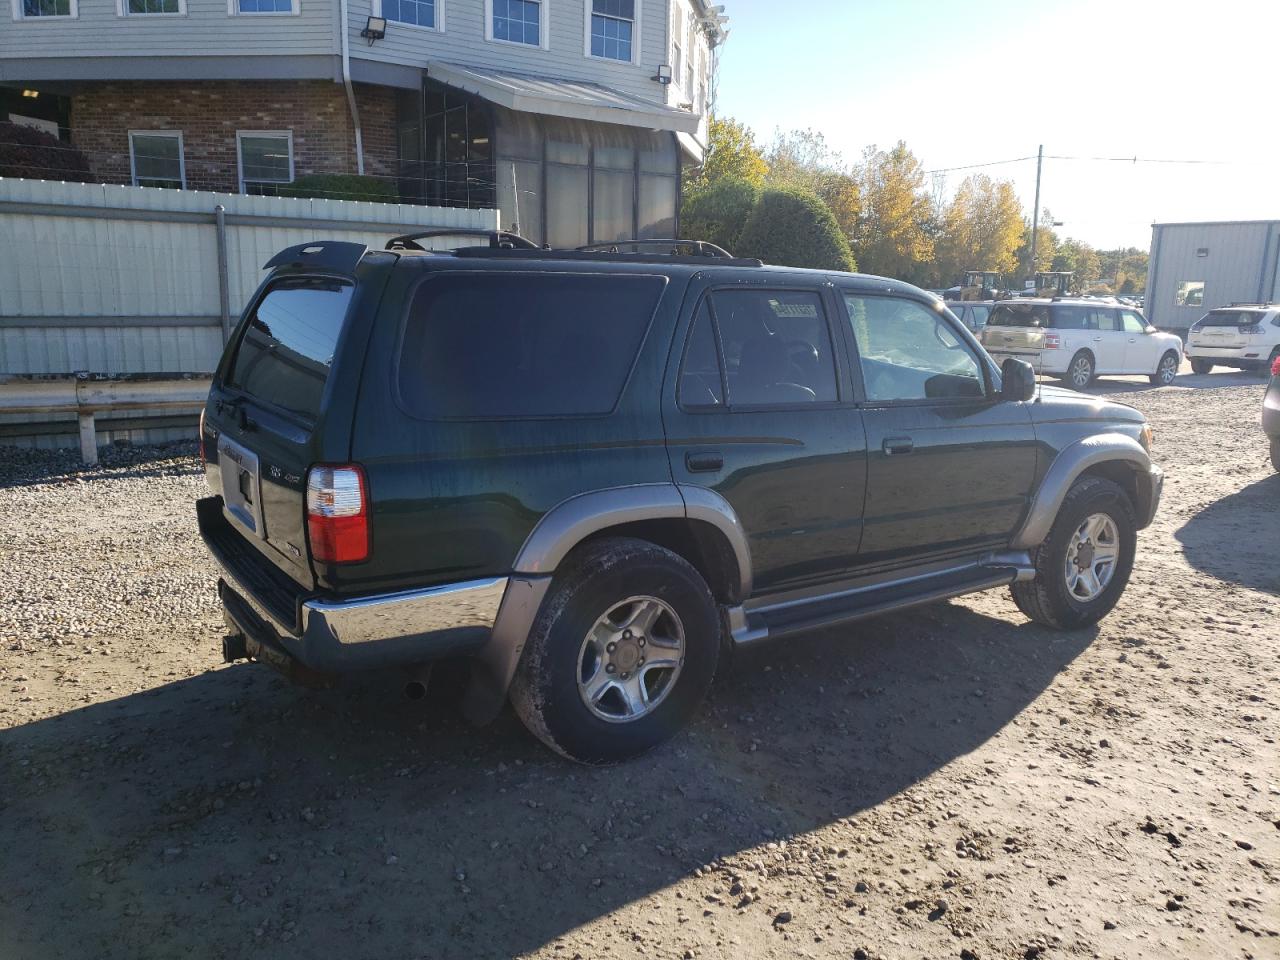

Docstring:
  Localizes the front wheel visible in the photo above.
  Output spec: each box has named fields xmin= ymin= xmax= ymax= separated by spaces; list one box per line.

xmin=509 ymin=537 xmax=721 ymax=764
xmin=1149 ymin=350 xmax=1179 ymax=386
xmin=1011 ymin=476 xmax=1137 ymax=630
xmin=1062 ymin=351 xmax=1095 ymax=389
xmin=1190 ymin=358 xmax=1213 ymax=375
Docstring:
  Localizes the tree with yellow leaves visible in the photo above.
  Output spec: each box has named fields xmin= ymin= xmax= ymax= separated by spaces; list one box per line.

xmin=935 ymin=174 xmax=1024 ymax=288
xmin=854 ymin=142 xmax=935 ymax=285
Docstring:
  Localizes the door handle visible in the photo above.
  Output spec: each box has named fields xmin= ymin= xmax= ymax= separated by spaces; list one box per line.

xmin=882 ymin=436 xmax=914 ymax=456
xmin=685 ymin=451 xmax=723 ymax=473
xmin=1092 ymin=336 xmax=1103 ymax=342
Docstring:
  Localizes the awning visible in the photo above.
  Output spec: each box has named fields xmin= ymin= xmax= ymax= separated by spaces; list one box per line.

xmin=425 ymin=61 xmax=700 ymax=135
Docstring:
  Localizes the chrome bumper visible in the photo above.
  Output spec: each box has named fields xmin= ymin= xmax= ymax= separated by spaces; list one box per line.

xmin=221 ymin=574 xmax=509 ymax=672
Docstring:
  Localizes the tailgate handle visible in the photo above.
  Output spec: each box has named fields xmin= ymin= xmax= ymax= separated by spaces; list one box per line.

xmin=883 ymin=436 xmax=914 ymax=456
xmin=685 ymin=451 xmax=723 ymax=473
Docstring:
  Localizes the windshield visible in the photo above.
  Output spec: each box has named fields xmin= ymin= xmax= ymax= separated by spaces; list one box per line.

xmin=1199 ymin=310 xmax=1262 ymax=327
xmin=987 ymin=303 xmax=1049 ymax=327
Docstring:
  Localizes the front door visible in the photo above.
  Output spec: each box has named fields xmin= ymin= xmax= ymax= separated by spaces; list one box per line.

xmin=1087 ymin=306 xmax=1126 ymax=373
xmin=1118 ymin=308 xmax=1155 ymax=372
xmin=838 ymin=289 xmax=1038 ymax=565
xmin=664 ymin=283 xmax=868 ymax=596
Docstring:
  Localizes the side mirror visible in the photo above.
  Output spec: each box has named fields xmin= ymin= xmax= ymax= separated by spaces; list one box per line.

xmin=1145 ymin=325 xmax=1158 ymax=334
xmin=1001 ymin=357 xmax=1036 ymax=402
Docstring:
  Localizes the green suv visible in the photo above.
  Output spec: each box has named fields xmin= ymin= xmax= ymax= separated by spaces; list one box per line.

xmin=198 ymin=236 xmax=1163 ymax=763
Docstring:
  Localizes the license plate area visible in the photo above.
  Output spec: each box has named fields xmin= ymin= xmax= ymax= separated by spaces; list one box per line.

xmin=218 ymin=434 xmax=266 ymax=540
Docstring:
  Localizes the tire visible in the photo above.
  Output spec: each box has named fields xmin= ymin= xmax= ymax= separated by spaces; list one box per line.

xmin=509 ymin=537 xmax=720 ymax=764
xmin=1061 ymin=351 xmax=1095 ymax=389
xmin=1010 ymin=476 xmax=1137 ymax=631
xmin=1190 ymin=358 xmax=1213 ymax=375
xmin=1149 ymin=350 xmax=1179 ymax=386
xmin=1258 ymin=347 xmax=1280 ymax=378
xmin=1271 ymin=437 xmax=1280 ymax=473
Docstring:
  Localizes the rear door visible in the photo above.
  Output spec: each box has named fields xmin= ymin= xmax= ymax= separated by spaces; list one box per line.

xmin=205 ymin=259 xmax=379 ymax=588
xmin=663 ymin=281 xmax=869 ymax=595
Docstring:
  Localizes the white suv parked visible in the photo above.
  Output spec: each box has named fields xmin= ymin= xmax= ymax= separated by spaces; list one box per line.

xmin=1185 ymin=304 xmax=1280 ymax=375
xmin=981 ymin=299 xmax=1184 ymax=389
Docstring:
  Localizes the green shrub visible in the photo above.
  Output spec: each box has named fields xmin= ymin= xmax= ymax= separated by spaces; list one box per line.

xmin=735 ymin=187 xmax=856 ymax=271
xmin=0 ymin=122 xmax=93 ymax=183
xmin=680 ymin=176 xmax=760 ymax=254
xmin=280 ymin=174 xmax=398 ymax=203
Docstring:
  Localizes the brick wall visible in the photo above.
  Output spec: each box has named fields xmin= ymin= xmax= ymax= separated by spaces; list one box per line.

xmin=70 ymin=80 xmax=398 ymax=194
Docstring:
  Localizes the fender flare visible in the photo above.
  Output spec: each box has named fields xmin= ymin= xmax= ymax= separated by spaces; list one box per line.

xmin=1010 ymin=432 xmax=1154 ymax=549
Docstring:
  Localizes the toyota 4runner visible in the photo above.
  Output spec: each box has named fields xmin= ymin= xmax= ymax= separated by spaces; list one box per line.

xmin=198 ymin=235 xmax=1163 ymax=763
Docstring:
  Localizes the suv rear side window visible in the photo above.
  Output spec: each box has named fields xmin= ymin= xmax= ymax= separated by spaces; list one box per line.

xmin=227 ymin=276 xmax=354 ymax=422
xmin=690 ymin=289 xmax=839 ymax=406
xmin=398 ymin=273 xmax=664 ymax=419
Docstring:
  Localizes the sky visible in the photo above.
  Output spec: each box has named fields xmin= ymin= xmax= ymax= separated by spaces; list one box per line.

xmin=712 ymin=0 xmax=1280 ymax=251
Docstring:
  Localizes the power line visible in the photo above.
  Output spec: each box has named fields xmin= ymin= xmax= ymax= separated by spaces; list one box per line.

xmin=922 ymin=155 xmax=1036 ymax=175
xmin=1045 ymin=154 xmax=1228 ymax=165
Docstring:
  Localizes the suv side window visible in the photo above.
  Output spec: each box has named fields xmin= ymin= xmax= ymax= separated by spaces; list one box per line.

xmin=688 ymin=288 xmax=839 ymax=406
xmin=844 ymin=293 xmax=985 ymax=402
xmin=1090 ymin=308 xmax=1120 ymax=332
xmin=1119 ymin=310 xmax=1146 ymax=333
xmin=397 ymin=272 xmax=664 ymax=419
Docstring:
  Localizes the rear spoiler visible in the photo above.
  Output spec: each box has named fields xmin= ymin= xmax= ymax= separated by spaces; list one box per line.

xmin=263 ymin=241 xmax=368 ymax=274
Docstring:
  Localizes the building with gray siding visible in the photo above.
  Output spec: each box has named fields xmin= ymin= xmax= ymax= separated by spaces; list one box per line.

xmin=1146 ymin=220 xmax=1280 ymax=338
xmin=0 ymin=0 xmax=726 ymax=247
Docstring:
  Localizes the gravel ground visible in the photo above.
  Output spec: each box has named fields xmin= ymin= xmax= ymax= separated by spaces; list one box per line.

xmin=1 ymin=369 xmax=1277 ymax=960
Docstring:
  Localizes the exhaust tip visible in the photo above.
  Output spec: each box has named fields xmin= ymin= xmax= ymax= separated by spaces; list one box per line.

xmin=404 ymin=680 xmax=428 ymax=701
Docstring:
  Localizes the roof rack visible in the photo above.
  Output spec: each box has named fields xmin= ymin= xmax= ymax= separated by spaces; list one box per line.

xmin=1226 ymin=301 xmax=1276 ymax=308
xmin=386 ymin=229 xmax=542 ymax=251
xmin=575 ymin=238 xmax=735 ymax=258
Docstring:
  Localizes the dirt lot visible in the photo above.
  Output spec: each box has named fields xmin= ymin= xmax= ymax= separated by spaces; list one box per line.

xmin=2 ymin=368 xmax=1277 ymax=960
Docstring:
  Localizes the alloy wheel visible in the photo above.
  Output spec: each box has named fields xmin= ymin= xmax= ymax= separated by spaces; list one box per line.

xmin=576 ymin=596 xmax=686 ymax=723
xmin=1063 ymin=513 xmax=1120 ymax=601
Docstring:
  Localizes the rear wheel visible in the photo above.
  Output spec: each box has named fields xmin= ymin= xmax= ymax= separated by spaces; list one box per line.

xmin=1258 ymin=347 xmax=1280 ymax=378
xmin=1190 ymin=358 xmax=1213 ymax=375
xmin=509 ymin=537 xmax=720 ymax=764
xmin=1149 ymin=350 xmax=1179 ymax=386
xmin=1062 ymin=351 xmax=1095 ymax=389
xmin=1011 ymin=476 xmax=1136 ymax=630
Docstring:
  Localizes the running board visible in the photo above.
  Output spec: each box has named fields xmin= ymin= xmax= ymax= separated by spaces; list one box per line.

xmin=727 ymin=552 xmax=1032 ymax=647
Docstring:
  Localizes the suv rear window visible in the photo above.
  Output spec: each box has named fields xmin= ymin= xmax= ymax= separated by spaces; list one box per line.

xmin=987 ymin=303 xmax=1049 ymax=327
xmin=398 ymin=272 xmax=665 ymax=419
xmin=1199 ymin=309 xmax=1262 ymax=326
xmin=227 ymin=277 xmax=354 ymax=421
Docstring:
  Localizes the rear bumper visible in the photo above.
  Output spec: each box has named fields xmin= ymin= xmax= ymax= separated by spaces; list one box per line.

xmin=198 ymin=496 xmax=506 ymax=672
xmin=1185 ymin=344 xmax=1262 ymax=361
xmin=984 ymin=349 xmax=1068 ymax=374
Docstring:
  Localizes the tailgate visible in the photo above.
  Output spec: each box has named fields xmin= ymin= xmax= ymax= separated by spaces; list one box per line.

xmin=204 ymin=267 xmax=362 ymax=590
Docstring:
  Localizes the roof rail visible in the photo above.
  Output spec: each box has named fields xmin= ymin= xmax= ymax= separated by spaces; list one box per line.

xmin=448 ymin=247 xmax=764 ymax=267
xmin=386 ymin=229 xmax=542 ymax=252
xmin=1226 ymin=301 xmax=1275 ymax=307
xmin=575 ymin=238 xmax=735 ymax=258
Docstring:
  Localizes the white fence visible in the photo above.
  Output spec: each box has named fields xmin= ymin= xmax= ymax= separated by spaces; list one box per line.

xmin=0 ymin=178 xmax=498 ymax=451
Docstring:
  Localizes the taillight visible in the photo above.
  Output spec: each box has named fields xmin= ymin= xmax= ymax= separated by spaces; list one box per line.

xmin=1272 ymin=355 xmax=1280 ymax=376
xmin=1043 ymin=332 xmax=1062 ymax=349
xmin=306 ymin=464 xmax=369 ymax=564
xmin=198 ymin=408 xmax=206 ymax=467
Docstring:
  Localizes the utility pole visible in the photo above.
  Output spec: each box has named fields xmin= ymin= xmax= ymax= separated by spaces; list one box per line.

xmin=1028 ymin=144 xmax=1044 ymax=280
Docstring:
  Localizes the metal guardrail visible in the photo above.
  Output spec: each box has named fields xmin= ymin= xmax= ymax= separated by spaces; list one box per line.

xmin=0 ymin=374 xmax=212 ymax=465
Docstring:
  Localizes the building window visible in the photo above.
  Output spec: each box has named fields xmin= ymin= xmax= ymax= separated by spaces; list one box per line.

xmin=17 ymin=0 xmax=76 ymax=17
xmin=237 ymin=131 xmax=293 ymax=195
xmin=589 ymin=0 xmax=634 ymax=61
xmin=1174 ymin=281 xmax=1204 ymax=308
xmin=232 ymin=0 xmax=295 ymax=14
xmin=378 ymin=0 xmax=434 ymax=29
xmin=488 ymin=0 xmax=541 ymax=46
xmin=123 ymin=0 xmax=181 ymax=13
xmin=685 ymin=10 xmax=695 ymax=90
xmin=129 ymin=131 xmax=185 ymax=189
